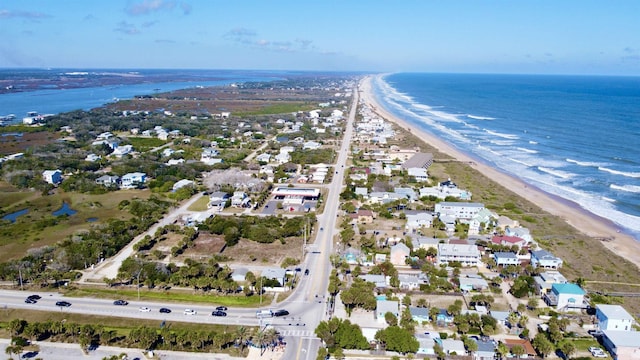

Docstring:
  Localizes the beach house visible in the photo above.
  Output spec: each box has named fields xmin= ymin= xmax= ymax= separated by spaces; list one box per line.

xmin=437 ymin=243 xmax=481 ymax=267
xmin=596 ymin=304 xmax=635 ymax=331
xmin=121 ymin=172 xmax=147 ymax=189
xmin=543 ymin=283 xmax=587 ymax=311
xmin=42 ymin=169 xmax=62 ymax=185
xmin=531 ymin=249 xmax=563 ymax=269
xmin=375 ymin=300 xmax=399 ymax=323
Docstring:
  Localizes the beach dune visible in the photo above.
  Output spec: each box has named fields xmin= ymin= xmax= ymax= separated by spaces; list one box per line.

xmin=360 ymin=75 xmax=640 ymax=270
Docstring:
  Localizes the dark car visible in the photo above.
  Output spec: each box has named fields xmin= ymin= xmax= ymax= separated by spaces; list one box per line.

xmin=215 ymin=306 xmax=228 ymax=311
xmin=273 ymin=309 xmax=289 ymax=317
xmin=211 ymin=310 xmax=227 ymax=317
xmin=113 ymin=299 xmax=128 ymax=306
xmin=55 ymin=301 xmax=72 ymax=307
xmin=27 ymin=295 xmax=41 ymax=300
xmin=25 ymin=298 xmax=37 ymax=304
xmin=304 ymin=269 xmax=310 ymax=275
xmin=159 ymin=308 xmax=172 ymax=313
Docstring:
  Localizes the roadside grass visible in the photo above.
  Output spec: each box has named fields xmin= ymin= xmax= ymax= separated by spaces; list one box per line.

xmin=0 ymin=190 xmax=154 ymax=262
xmin=0 ymin=308 xmax=246 ymax=338
xmin=126 ymin=137 xmax=167 ymax=151
xmin=63 ymin=286 xmax=271 ymax=307
xmin=187 ymin=196 xmax=209 ymax=211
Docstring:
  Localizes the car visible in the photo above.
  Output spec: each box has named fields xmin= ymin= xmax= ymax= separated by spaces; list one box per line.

xmin=320 ymin=227 xmax=323 ymax=231
xmin=113 ymin=300 xmax=128 ymax=306
xmin=211 ymin=310 xmax=227 ymax=317
xmin=304 ymin=269 xmax=310 ymax=275
xmin=27 ymin=295 xmax=41 ymax=300
xmin=139 ymin=306 xmax=151 ymax=312
xmin=273 ymin=309 xmax=289 ymax=317
xmin=25 ymin=298 xmax=37 ymax=304
xmin=55 ymin=301 xmax=71 ymax=307
xmin=215 ymin=306 xmax=228 ymax=311
xmin=159 ymin=308 xmax=171 ymax=313
xmin=184 ymin=309 xmax=197 ymax=315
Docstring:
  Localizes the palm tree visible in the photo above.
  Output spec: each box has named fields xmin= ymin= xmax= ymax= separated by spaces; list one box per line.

xmin=253 ymin=330 xmax=267 ymax=355
xmin=236 ymin=326 xmax=251 ymax=353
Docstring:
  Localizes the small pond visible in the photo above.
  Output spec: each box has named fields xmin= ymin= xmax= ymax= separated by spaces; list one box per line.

xmin=53 ymin=202 xmax=77 ymax=217
xmin=2 ymin=208 xmax=29 ymax=223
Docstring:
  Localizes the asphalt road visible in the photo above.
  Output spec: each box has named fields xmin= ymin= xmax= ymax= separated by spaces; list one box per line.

xmin=1 ymin=82 xmax=361 ymax=360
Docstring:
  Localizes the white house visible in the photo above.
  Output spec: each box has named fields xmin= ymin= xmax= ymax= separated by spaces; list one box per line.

xmin=303 ymin=141 xmax=321 ymax=150
xmin=121 ymin=172 xmax=147 ymax=189
xmin=544 ymin=283 xmax=587 ymax=311
xmin=375 ymin=300 xmax=399 ymax=323
xmin=407 ymin=167 xmax=429 ymax=182
xmin=437 ymin=243 xmax=480 ymax=267
xmin=231 ymin=191 xmax=251 ymax=208
xmin=360 ymin=274 xmax=388 ymax=288
xmin=596 ymin=304 xmax=635 ymax=331
xmin=96 ymin=175 xmax=120 ymax=187
xmin=533 ymin=271 xmax=568 ymax=295
xmin=405 ymin=212 xmax=433 ymax=231
xmin=435 ymin=202 xmax=485 ymax=221
xmin=42 ymin=169 xmax=62 ymax=185
xmin=493 ymin=252 xmax=520 ymax=267
xmin=172 ymin=179 xmax=194 ymax=192
xmin=531 ymin=249 xmax=563 ymax=269
xmin=111 ymin=144 xmax=133 ymax=157
xmin=85 ymin=153 xmax=101 ymax=162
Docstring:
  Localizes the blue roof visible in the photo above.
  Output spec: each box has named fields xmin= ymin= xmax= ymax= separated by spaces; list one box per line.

xmin=552 ymin=283 xmax=585 ymax=295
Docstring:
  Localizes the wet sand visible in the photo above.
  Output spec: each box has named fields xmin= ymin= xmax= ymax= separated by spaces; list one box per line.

xmin=359 ymin=75 xmax=640 ymax=270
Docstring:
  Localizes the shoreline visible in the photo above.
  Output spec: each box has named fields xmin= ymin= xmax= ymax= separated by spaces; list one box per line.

xmin=359 ymin=75 xmax=640 ymax=270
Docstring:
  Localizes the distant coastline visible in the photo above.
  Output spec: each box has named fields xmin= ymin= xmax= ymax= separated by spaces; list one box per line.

xmin=360 ymin=75 xmax=640 ymax=270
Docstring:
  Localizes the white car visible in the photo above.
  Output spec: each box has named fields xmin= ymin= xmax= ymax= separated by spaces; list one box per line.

xmin=184 ymin=309 xmax=197 ymax=315
xmin=139 ymin=306 xmax=151 ymax=312
xmin=590 ymin=347 xmax=607 ymax=358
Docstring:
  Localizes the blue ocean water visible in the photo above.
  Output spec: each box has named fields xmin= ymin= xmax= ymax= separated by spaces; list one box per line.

xmin=372 ymin=73 xmax=640 ymax=240
xmin=0 ymin=69 xmax=284 ymax=121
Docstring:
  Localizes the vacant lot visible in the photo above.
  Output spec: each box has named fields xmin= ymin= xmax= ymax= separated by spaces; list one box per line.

xmin=0 ymin=188 xmax=154 ymax=262
xmin=221 ymin=237 xmax=305 ymax=266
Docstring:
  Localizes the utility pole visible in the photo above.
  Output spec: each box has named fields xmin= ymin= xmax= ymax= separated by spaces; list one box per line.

xmin=18 ymin=266 xmax=23 ymax=291
xmin=136 ymin=269 xmax=142 ymax=300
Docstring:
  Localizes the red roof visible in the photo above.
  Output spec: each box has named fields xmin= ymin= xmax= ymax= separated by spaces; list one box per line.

xmin=492 ymin=235 xmax=524 ymax=245
xmin=503 ymin=339 xmax=536 ymax=355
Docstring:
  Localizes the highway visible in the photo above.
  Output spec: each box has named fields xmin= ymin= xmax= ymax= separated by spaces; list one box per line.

xmin=1 ymin=81 xmax=361 ymax=359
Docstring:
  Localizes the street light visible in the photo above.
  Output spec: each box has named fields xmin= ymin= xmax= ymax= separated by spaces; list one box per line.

xmin=136 ymin=269 xmax=143 ymax=301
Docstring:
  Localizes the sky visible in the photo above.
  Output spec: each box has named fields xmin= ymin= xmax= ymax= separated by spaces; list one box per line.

xmin=0 ymin=0 xmax=639 ymax=75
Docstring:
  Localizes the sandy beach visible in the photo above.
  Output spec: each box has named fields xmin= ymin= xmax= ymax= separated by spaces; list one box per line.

xmin=359 ymin=75 xmax=640 ymax=270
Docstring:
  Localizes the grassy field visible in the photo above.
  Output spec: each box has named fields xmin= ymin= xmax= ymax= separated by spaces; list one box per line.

xmin=0 ymin=189 xmax=154 ymax=262
xmin=126 ymin=136 xmax=168 ymax=151
xmin=187 ymin=195 xmax=210 ymax=211
xmin=233 ymin=102 xmax=315 ymax=116
xmin=63 ymin=286 xmax=271 ymax=307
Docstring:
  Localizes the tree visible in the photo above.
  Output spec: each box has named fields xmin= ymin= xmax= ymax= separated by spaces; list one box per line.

xmin=333 ymin=348 xmax=345 ymax=360
xmin=429 ymin=307 xmax=440 ymax=322
xmin=532 ymin=333 xmax=554 ymax=358
xmin=385 ymin=312 xmax=398 ymax=326
xmin=511 ymin=344 xmax=525 ymax=358
xmin=527 ymin=297 xmax=539 ymax=310
xmin=316 ymin=347 xmax=328 ymax=360
xmin=559 ymin=342 xmax=575 ymax=360
xmin=375 ymin=326 xmax=418 ymax=354
xmin=495 ymin=342 xmax=509 ymax=359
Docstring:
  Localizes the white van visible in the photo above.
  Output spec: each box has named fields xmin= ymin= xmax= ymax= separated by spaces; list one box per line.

xmin=256 ymin=309 xmax=273 ymax=318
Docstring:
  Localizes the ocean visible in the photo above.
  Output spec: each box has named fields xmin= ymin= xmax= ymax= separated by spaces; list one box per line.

xmin=371 ymin=73 xmax=640 ymax=240
xmin=0 ymin=68 xmax=285 ymax=122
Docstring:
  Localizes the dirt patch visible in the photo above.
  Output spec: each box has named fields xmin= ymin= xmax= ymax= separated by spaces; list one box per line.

xmin=0 ymin=131 xmax=59 ymax=156
xmin=221 ymin=237 xmax=304 ymax=266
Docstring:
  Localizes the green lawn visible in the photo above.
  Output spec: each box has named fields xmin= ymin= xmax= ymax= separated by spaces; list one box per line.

xmin=64 ymin=286 xmax=271 ymax=307
xmin=126 ymin=137 xmax=167 ymax=151
xmin=187 ymin=195 xmax=209 ymax=211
